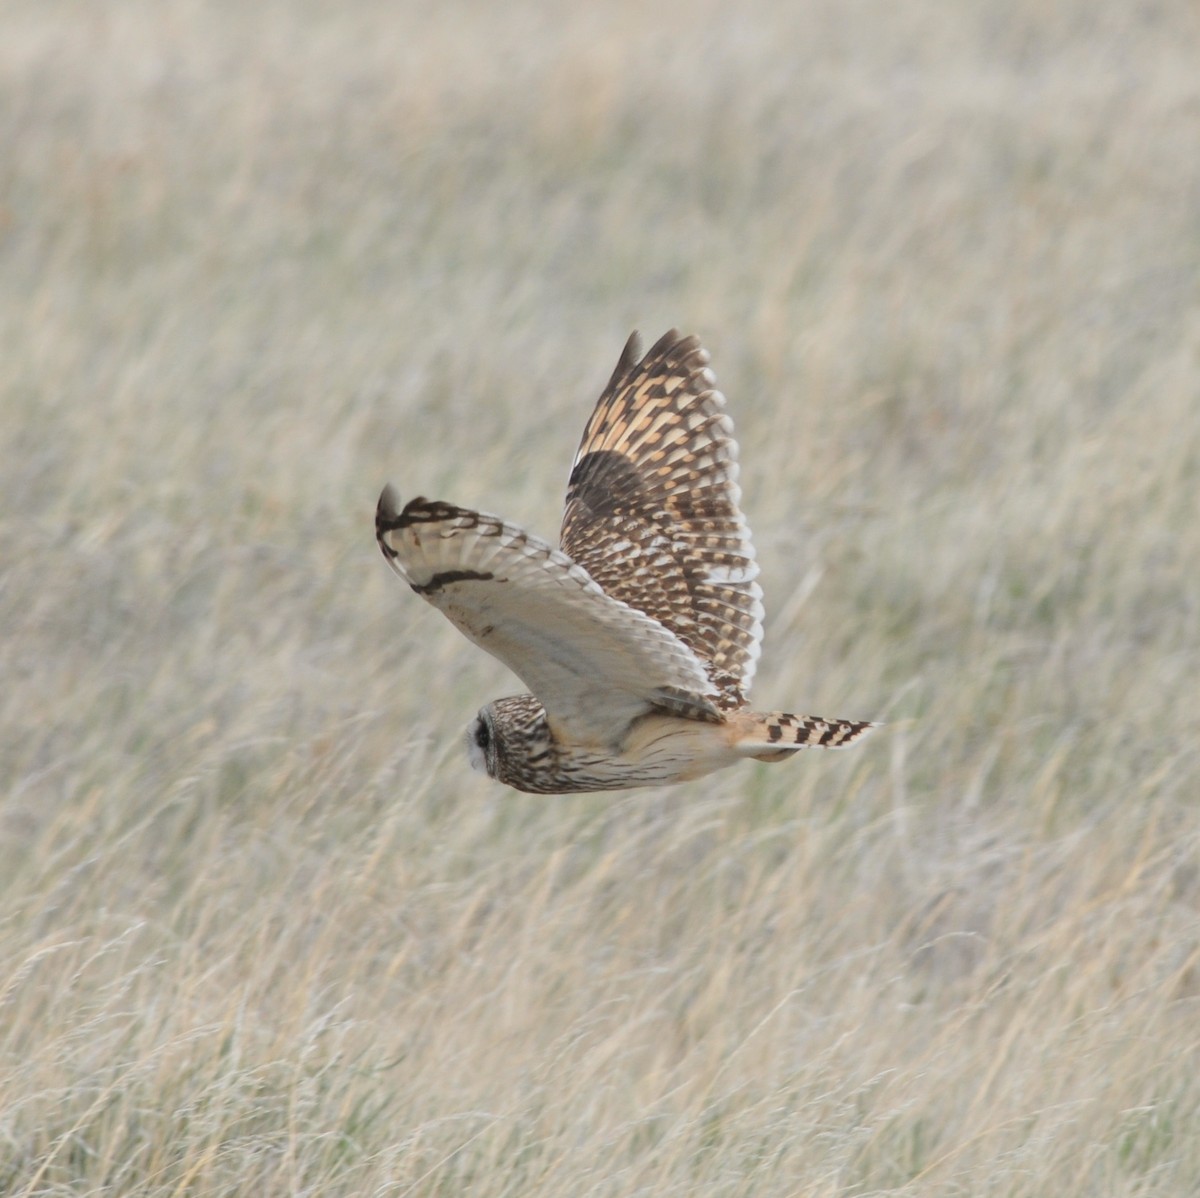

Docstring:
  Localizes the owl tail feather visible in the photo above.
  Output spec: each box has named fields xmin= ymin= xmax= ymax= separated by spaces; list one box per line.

xmin=732 ymin=711 xmax=878 ymax=761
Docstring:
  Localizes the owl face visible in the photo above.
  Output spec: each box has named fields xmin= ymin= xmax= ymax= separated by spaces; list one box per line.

xmin=463 ymin=695 xmax=564 ymax=790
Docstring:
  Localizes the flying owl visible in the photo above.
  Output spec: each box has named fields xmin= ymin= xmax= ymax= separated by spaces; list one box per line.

xmin=376 ymin=329 xmax=875 ymax=793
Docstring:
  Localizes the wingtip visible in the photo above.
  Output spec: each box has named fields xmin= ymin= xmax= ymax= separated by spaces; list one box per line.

xmin=607 ymin=327 xmax=707 ymax=393
xmin=377 ymin=482 xmax=401 ymax=524
xmin=605 ymin=330 xmax=644 ymax=392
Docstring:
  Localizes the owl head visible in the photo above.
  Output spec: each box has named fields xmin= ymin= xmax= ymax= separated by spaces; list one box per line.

xmin=464 ymin=694 xmax=555 ymax=786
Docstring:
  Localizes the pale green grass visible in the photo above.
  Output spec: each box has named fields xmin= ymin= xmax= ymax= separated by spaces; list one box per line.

xmin=2 ymin=1 xmax=1199 ymax=1194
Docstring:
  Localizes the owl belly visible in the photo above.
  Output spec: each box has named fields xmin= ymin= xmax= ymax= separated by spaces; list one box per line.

xmin=502 ymin=714 xmax=730 ymax=793
xmin=607 ymin=713 xmax=738 ymax=784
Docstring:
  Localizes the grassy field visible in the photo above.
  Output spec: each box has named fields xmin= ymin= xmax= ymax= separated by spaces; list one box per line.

xmin=2 ymin=1 xmax=1199 ymax=1193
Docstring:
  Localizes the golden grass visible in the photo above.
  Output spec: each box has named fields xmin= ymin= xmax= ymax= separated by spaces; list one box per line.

xmin=2 ymin=1 xmax=1199 ymax=1193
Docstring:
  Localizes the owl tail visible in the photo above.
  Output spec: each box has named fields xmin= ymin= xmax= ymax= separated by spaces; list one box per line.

xmin=732 ymin=711 xmax=878 ymax=761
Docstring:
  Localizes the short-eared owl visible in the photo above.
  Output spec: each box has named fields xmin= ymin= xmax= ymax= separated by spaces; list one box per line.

xmin=377 ymin=330 xmax=875 ymax=793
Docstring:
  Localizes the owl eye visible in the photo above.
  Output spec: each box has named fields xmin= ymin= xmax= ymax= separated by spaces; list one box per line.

xmin=474 ymin=719 xmax=491 ymax=751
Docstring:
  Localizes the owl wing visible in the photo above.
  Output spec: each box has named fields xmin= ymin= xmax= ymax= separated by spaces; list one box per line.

xmin=376 ymin=487 xmax=722 ymax=746
xmin=559 ymin=330 xmax=764 ymax=708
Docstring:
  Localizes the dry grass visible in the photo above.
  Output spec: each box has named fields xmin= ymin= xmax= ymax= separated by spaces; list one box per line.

xmin=2 ymin=1 xmax=1199 ymax=1193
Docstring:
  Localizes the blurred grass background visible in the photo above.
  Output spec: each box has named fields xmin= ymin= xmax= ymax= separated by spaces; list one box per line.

xmin=2 ymin=1 xmax=1199 ymax=1193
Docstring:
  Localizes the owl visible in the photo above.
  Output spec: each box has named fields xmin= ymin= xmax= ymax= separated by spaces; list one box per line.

xmin=376 ymin=329 xmax=875 ymax=793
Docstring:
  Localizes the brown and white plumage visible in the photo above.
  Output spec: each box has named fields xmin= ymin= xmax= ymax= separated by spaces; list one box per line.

xmin=376 ymin=329 xmax=875 ymax=793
